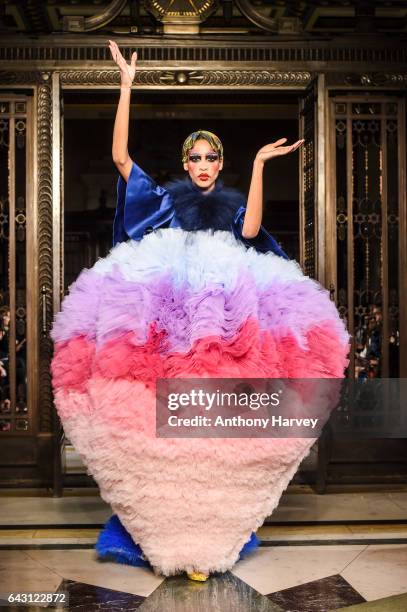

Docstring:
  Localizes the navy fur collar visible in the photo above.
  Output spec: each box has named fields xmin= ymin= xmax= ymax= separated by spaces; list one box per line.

xmin=162 ymin=176 xmax=246 ymax=231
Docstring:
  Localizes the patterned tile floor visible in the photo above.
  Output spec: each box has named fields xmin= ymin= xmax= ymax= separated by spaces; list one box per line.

xmin=1 ymin=546 xmax=407 ymax=611
xmin=0 ymin=487 xmax=406 ymax=610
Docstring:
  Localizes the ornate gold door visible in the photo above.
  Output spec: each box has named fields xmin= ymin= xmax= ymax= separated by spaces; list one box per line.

xmin=300 ymin=88 xmax=407 ymax=380
xmin=0 ymin=82 xmax=59 ymax=487
xmin=313 ymin=93 xmax=407 ymax=490
xmin=0 ymin=94 xmax=42 ymax=479
xmin=327 ymin=95 xmax=407 ymax=379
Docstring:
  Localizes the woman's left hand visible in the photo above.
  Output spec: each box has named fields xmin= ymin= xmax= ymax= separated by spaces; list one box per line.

xmin=255 ymin=138 xmax=304 ymax=163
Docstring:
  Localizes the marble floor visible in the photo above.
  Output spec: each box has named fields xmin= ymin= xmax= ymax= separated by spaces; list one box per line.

xmin=0 ymin=486 xmax=406 ymax=611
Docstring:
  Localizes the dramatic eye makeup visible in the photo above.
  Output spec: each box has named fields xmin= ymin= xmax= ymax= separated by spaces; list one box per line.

xmin=188 ymin=153 xmax=219 ymax=163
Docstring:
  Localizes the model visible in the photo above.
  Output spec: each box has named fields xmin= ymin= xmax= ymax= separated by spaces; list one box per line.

xmin=50 ymin=40 xmax=350 ymax=581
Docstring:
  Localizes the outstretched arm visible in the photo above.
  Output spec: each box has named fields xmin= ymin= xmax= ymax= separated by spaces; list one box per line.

xmin=242 ymin=138 xmax=304 ymax=239
xmin=108 ymin=40 xmax=137 ymax=183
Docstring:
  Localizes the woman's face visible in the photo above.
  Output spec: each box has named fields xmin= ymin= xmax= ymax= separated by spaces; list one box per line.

xmin=183 ymin=138 xmax=223 ymax=192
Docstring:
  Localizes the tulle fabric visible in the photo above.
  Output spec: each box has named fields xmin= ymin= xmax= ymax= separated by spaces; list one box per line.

xmin=50 ymin=229 xmax=350 ymax=576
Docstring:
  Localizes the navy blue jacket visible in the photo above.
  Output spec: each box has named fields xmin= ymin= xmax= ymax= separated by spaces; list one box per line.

xmin=113 ymin=160 xmax=289 ymax=260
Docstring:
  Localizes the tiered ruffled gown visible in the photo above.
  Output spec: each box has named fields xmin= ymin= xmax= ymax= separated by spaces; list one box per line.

xmin=50 ymin=162 xmax=350 ymax=576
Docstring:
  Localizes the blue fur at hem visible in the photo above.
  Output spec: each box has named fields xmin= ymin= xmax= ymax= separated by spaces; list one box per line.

xmin=95 ymin=514 xmax=259 ymax=568
xmin=95 ymin=515 xmax=150 ymax=567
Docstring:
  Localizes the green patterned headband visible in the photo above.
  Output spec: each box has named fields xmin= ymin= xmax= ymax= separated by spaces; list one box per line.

xmin=182 ymin=130 xmax=223 ymax=163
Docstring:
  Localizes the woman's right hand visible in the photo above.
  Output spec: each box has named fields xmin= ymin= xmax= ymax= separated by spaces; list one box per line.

xmin=108 ymin=39 xmax=137 ymax=88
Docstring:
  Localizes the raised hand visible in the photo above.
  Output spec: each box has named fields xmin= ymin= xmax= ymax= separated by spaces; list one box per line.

xmin=256 ymin=138 xmax=304 ymax=163
xmin=108 ymin=39 xmax=137 ymax=88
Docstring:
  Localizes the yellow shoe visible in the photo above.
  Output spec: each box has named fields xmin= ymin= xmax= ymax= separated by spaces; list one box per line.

xmin=187 ymin=571 xmax=208 ymax=581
